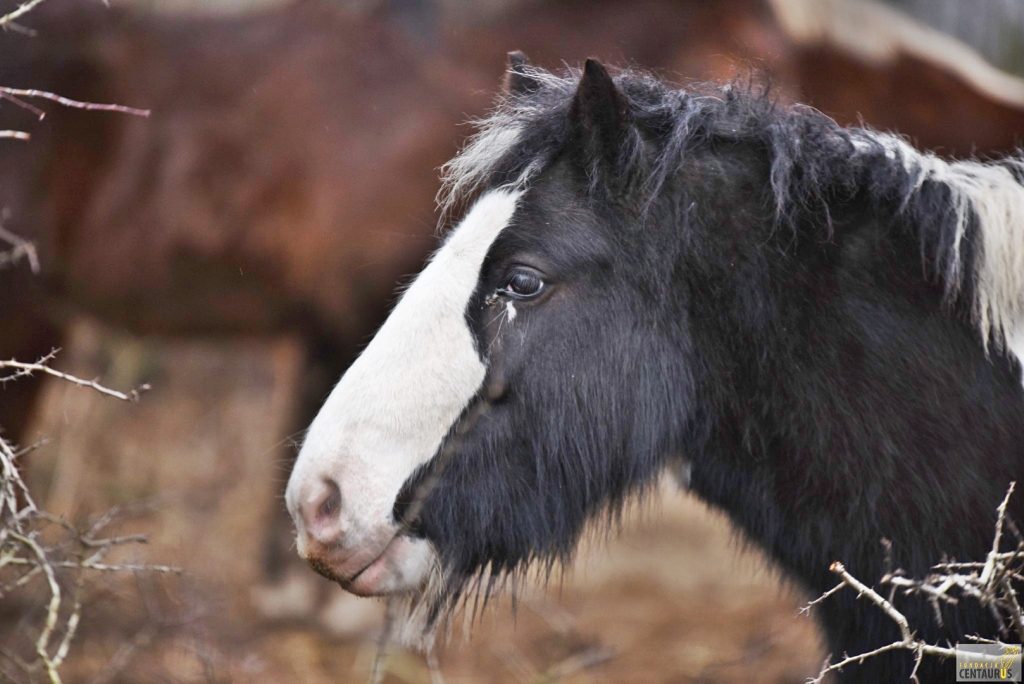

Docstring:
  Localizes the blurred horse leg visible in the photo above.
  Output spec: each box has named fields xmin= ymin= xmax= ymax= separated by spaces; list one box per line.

xmin=0 ymin=276 xmax=62 ymax=447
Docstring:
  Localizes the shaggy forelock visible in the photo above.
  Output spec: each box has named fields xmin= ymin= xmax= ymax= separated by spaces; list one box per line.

xmin=436 ymin=65 xmax=577 ymax=226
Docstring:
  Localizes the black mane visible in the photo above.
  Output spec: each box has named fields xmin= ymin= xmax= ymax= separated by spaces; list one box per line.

xmin=441 ymin=66 xmax=1024 ymax=349
xmin=443 ymin=68 xmax=895 ymax=225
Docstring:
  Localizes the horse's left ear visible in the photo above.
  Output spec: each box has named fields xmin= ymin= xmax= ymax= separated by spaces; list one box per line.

xmin=570 ymin=59 xmax=632 ymax=180
xmin=504 ymin=50 xmax=541 ymax=97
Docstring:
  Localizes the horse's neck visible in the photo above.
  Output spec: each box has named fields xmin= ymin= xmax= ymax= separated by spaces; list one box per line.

xmin=686 ymin=208 xmax=1024 ymax=587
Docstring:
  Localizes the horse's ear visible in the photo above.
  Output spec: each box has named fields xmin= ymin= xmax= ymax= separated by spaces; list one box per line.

xmin=503 ymin=50 xmax=541 ymax=97
xmin=570 ymin=59 xmax=631 ymax=177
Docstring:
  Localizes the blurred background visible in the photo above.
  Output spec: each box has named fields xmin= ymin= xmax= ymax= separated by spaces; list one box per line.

xmin=1 ymin=0 xmax=1022 ymax=681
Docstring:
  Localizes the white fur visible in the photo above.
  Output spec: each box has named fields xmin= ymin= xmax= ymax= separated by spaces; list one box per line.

xmin=286 ymin=189 xmax=523 ymax=583
xmin=436 ymin=65 xmax=567 ymax=225
xmin=856 ymin=132 xmax=1024 ymax=379
xmin=1009 ymin=325 xmax=1024 ymax=384
xmin=438 ymin=125 xmax=524 ymax=223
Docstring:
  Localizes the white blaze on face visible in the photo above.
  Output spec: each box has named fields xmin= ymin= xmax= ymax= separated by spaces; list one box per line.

xmin=286 ymin=189 xmax=522 ymax=583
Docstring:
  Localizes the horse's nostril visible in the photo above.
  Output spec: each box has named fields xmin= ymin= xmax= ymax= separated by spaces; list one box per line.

xmin=299 ymin=478 xmax=343 ymax=544
xmin=316 ymin=479 xmax=341 ymax=521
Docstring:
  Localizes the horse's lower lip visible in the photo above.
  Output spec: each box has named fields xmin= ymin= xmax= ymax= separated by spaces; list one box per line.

xmin=340 ymin=534 xmax=411 ymax=597
xmin=304 ymin=534 xmax=426 ymax=597
xmin=343 ymin=539 xmax=394 ymax=586
xmin=303 ymin=536 xmax=395 ymax=585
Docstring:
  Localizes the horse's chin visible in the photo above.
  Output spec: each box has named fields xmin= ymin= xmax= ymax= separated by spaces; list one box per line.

xmin=335 ymin=535 xmax=436 ymax=598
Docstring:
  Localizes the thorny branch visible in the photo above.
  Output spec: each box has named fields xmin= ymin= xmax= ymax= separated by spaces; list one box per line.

xmin=0 ymin=363 xmax=175 ymax=684
xmin=0 ymin=88 xmax=151 ymax=120
xmin=0 ymin=0 xmax=51 ymax=31
xmin=804 ymin=482 xmax=1023 ymax=683
xmin=0 ymin=348 xmax=151 ymax=402
xmin=0 ymin=1 xmax=149 ymax=142
xmin=0 ymin=220 xmax=39 ymax=272
xmin=0 ymin=2 xmax=173 ymax=682
xmin=0 ymin=347 xmax=176 ymax=682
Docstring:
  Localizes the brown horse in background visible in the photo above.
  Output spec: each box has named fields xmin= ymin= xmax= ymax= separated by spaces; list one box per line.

xmin=2 ymin=0 xmax=1022 ymax=455
xmin=0 ymin=0 xmax=784 ymax=439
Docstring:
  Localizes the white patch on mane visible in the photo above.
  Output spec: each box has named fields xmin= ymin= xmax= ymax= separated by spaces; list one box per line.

xmin=287 ymin=189 xmax=522 ymax=581
xmin=1009 ymin=325 xmax=1024 ymax=383
xmin=436 ymin=66 xmax=568 ymax=225
xmin=856 ymin=132 xmax=1024 ymax=379
xmin=437 ymin=124 xmax=524 ymax=222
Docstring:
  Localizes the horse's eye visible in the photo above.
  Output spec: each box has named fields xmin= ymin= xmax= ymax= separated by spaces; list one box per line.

xmin=501 ymin=268 xmax=544 ymax=299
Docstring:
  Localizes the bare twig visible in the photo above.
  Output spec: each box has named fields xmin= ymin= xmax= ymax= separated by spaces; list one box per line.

xmin=0 ymin=459 xmax=180 ymax=683
xmin=2 ymin=557 xmax=181 ymax=574
xmin=9 ymin=531 xmax=63 ymax=683
xmin=0 ymin=348 xmax=150 ymax=402
xmin=981 ymin=483 xmax=1016 ymax=588
xmin=804 ymin=483 xmax=1023 ymax=682
xmin=0 ymin=90 xmax=46 ymax=119
xmin=0 ymin=28 xmax=150 ymax=142
xmin=0 ymin=222 xmax=40 ymax=273
xmin=799 ymin=581 xmax=844 ymax=615
xmin=0 ymin=0 xmax=50 ymax=30
xmin=0 ymin=342 xmax=162 ymax=684
xmin=0 ymin=2 xmax=171 ymax=680
xmin=0 ymin=88 xmax=149 ymax=119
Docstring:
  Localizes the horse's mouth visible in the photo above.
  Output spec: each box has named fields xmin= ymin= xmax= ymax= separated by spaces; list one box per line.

xmin=339 ymin=534 xmax=412 ymax=597
xmin=304 ymin=533 xmax=430 ymax=597
xmin=304 ymin=535 xmax=393 ymax=582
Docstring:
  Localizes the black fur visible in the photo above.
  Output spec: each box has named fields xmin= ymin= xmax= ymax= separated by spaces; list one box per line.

xmin=395 ymin=62 xmax=1024 ymax=680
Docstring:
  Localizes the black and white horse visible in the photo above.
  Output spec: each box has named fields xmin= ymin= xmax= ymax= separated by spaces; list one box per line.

xmin=286 ymin=54 xmax=1024 ymax=680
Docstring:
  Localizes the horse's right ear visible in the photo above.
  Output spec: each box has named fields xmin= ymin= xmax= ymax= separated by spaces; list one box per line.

xmin=570 ymin=59 xmax=633 ymax=183
xmin=503 ymin=50 xmax=541 ymax=97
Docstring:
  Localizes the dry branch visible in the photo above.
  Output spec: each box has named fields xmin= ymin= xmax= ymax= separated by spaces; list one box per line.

xmin=805 ymin=482 xmax=1023 ymax=683
xmin=0 ymin=87 xmax=150 ymax=120
xmin=0 ymin=370 xmax=175 ymax=684
xmin=1 ymin=0 xmax=150 ymax=142
xmin=0 ymin=338 xmax=165 ymax=684
xmin=0 ymin=2 xmax=172 ymax=680
xmin=0 ymin=348 xmax=150 ymax=402
xmin=0 ymin=222 xmax=39 ymax=272
xmin=0 ymin=0 xmax=50 ymax=30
